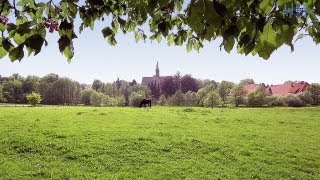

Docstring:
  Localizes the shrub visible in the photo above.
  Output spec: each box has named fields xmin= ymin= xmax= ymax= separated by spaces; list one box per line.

xmin=266 ymin=96 xmax=286 ymax=106
xmin=197 ymin=84 xmax=216 ymax=107
xmin=129 ymin=92 xmax=145 ymax=107
xmin=203 ymin=91 xmax=221 ymax=108
xmin=0 ymin=85 xmax=5 ymax=103
xmin=26 ymin=92 xmax=42 ymax=106
xmin=90 ymin=91 xmax=105 ymax=107
xmin=307 ymin=83 xmax=320 ymax=105
xmin=298 ymin=92 xmax=313 ymax=105
xmin=81 ymin=89 xmax=94 ymax=105
xmin=169 ymin=90 xmax=185 ymax=106
xmin=184 ymin=91 xmax=200 ymax=106
xmin=247 ymin=87 xmax=268 ymax=107
xmin=115 ymin=95 xmax=126 ymax=107
xmin=230 ymin=85 xmax=247 ymax=107
xmin=158 ymin=94 xmax=167 ymax=106
xmin=284 ymin=94 xmax=305 ymax=107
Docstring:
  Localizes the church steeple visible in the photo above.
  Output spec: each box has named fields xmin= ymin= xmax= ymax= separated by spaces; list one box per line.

xmin=156 ymin=61 xmax=160 ymax=77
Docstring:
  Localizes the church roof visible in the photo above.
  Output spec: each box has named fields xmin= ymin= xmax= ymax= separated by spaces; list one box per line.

xmin=141 ymin=77 xmax=154 ymax=85
xmin=141 ymin=62 xmax=172 ymax=86
xmin=141 ymin=76 xmax=172 ymax=85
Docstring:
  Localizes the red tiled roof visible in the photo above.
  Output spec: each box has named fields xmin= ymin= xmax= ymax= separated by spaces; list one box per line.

xmin=267 ymin=82 xmax=308 ymax=96
xmin=243 ymin=84 xmax=262 ymax=94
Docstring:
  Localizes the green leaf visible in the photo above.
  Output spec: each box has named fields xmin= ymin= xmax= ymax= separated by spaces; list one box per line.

xmin=59 ymin=20 xmax=74 ymax=31
xmin=0 ymin=24 xmax=5 ymax=32
xmin=68 ymin=2 xmax=78 ymax=17
xmin=117 ymin=17 xmax=126 ymax=28
xmin=193 ymin=41 xmax=202 ymax=52
xmin=158 ymin=21 xmax=168 ymax=36
xmin=2 ymin=39 xmax=14 ymax=52
xmin=25 ymin=34 xmax=44 ymax=55
xmin=111 ymin=20 xmax=119 ymax=33
xmin=212 ymin=0 xmax=227 ymax=17
xmin=13 ymin=33 xmax=28 ymax=45
xmin=224 ymin=37 xmax=235 ymax=53
xmin=64 ymin=46 xmax=74 ymax=63
xmin=255 ymin=20 xmax=279 ymax=59
xmin=167 ymin=34 xmax=175 ymax=46
xmin=277 ymin=0 xmax=292 ymax=7
xmin=102 ymin=27 xmax=113 ymax=38
xmin=0 ymin=46 xmax=7 ymax=59
xmin=156 ymin=34 xmax=162 ymax=43
xmin=134 ymin=32 xmax=141 ymax=43
xmin=274 ymin=23 xmax=296 ymax=52
xmin=9 ymin=45 xmax=24 ymax=62
xmin=17 ymin=0 xmax=29 ymax=7
xmin=238 ymin=41 xmax=256 ymax=56
xmin=188 ymin=0 xmax=205 ymax=34
xmin=259 ymin=0 xmax=273 ymax=16
xmin=205 ymin=0 xmax=223 ymax=27
xmin=205 ymin=26 xmax=216 ymax=41
xmin=58 ymin=35 xmax=71 ymax=53
xmin=186 ymin=39 xmax=193 ymax=52
xmin=107 ymin=35 xmax=117 ymax=46
xmin=6 ymin=23 xmax=17 ymax=32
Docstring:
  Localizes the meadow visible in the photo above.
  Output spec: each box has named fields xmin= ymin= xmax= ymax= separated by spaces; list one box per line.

xmin=0 ymin=106 xmax=319 ymax=179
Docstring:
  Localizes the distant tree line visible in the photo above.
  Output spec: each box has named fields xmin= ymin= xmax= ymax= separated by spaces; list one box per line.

xmin=1 ymin=74 xmax=320 ymax=108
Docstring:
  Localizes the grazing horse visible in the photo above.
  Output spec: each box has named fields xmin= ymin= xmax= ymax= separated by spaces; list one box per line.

xmin=139 ymin=99 xmax=152 ymax=108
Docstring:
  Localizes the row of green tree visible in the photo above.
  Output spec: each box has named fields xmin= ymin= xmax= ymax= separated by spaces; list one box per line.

xmin=1 ymin=74 xmax=320 ymax=107
xmin=157 ymin=84 xmax=320 ymax=108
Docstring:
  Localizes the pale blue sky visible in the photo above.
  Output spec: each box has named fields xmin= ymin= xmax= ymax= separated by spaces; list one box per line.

xmin=0 ymin=16 xmax=319 ymax=85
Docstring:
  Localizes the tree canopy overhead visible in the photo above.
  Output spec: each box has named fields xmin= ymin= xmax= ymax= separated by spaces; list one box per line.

xmin=0 ymin=0 xmax=319 ymax=62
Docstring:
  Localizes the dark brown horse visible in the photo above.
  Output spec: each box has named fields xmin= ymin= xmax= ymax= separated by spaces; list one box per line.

xmin=139 ymin=99 xmax=151 ymax=108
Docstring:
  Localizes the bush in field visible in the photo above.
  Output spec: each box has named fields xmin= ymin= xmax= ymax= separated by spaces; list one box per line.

xmin=247 ymin=87 xmax=268 ymax=107
xmin=266 ymin=96 xmax=286 ymax=106
xmin=100 ymin=95 xmax=109 ymax=107
xmin=307 ymin=84 xmax=320 ymax=105
xmin=129 ymin=92 xmax=145 ymax=107
xmin=0 ymin=85 xmax=5 ymax=103
xmin=231 ymin=85 xmax=247 ymax=107
xmin=81 ymin=89 xmax=95 ymax=105
xmin=284 ymin=94 xmax=305 ymax=107
xmin=298 ymin=92 xmax=313 ymax=105
xmin=169 ymin=90 xmax=186 ymax=106
xmin=203 ymin=91 xmax=221 ymax=108
xmin=184 ymin=91 xmax=200 ymax=106
xmin=197 ymin=84 xmax=216 ymax=106
xmin=217 ymin=81 xmax=235 ymax=106
xmin=90 ymin=91 xmax=126 ymax=107
xmin=115 ymin=95 xmax=126 ymax=107
xmin=26 ymin=92 xmax=42 ymax=107
xmin=90 ymin=91 xmax=105 ymax=107
xmin=106 ymin=95 xmax=126 ymax=107
xmin=158 ymin=94 xmax=167 ymax=106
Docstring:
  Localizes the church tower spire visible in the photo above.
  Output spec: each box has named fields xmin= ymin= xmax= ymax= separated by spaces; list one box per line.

xmin=156 ymin=61 xmax=160 ymax=77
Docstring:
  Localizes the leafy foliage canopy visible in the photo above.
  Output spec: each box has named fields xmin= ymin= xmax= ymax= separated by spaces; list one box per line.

xmin=0 ymin=0 xmax=319 ymax=62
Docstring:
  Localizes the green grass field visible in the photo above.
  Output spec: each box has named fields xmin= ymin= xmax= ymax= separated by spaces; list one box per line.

xmin=0 ymin=106 xmax=319 ymax=179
